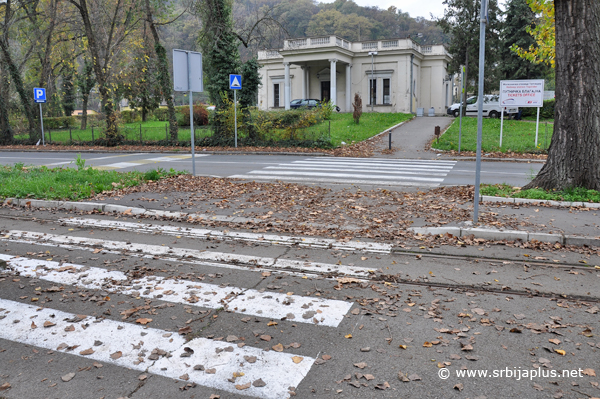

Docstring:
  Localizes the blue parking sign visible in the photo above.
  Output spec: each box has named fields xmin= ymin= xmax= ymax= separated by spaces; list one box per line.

xmin=34 ymin=88 xmax=46 ymax=103
xmin=229 ymin=74 xmax=242 ymax=90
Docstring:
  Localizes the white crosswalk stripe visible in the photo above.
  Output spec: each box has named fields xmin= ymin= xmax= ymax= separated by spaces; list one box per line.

xmin=1 ymin=254 xmax=353 ymax=327
xmin=0 ymin=299 xmax=314 ymax=399
xmin=230 ymin=157 xmax=456 ymax=187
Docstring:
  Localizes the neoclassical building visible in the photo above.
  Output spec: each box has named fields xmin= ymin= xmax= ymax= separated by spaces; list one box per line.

xmin=257 ymin=36 xmax=453 ymax=114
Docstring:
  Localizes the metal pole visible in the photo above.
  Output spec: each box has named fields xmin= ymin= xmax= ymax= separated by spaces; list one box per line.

xmin=389 ymin=130 xmax=392 ymax=150
xmin=187 ymin=51 xmax=196 ymax=176
xmin=39 ymin=103 xmax=45 ymax=146
xmin=500 ymin=107 xmax=505 ymax=148
xmin=458 ymin=66 xmax=465 ymax=153
xmin=535 ymin=106 xmax=540 ymax=147
xmin=473 ymin=0 xmax=488 ymax=224
xmin=234 ymin=90 xmax=238 ymax=148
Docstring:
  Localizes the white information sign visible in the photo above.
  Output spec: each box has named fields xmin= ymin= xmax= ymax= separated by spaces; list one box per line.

xmin=499 ymin=79 xmax=545 ymax=107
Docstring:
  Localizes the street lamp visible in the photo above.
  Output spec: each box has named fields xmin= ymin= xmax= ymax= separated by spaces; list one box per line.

xmin=368 ymin=51 xmax=377 ymax=112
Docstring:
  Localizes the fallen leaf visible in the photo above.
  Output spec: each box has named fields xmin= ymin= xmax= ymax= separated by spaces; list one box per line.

xmin=345 ymin=334 xmax=353 ymax=339
xmin=253 ymin=378 xmax=267 ymax=387
xmin=0 ymin=382 xmax=10 ymax=391
xmin=136 ymin=318 xmax=152 ymax=325
xmin=454 ymin=383 xmax=464 ymax=391
xmin=235 ymin=382 xmax=251 ymax=390
xmin=354 ymin=362 xmax=367 ymax=369
xmin=375 ymin=382 xmax=390 ymax=390
xmin=423 ymin=341 xmax=433 ymax=348
xmin=80 ymin=348 xmax=94 ymax=355
xmin=43 ymin=321 xmax=56 ymax=328
xmin=398 ymin=344 xmax=407 ymax=350
xmin=554 ymin=349 xmax=566 ymax=356
xmin=322 ymin=354 xmax=332 ymax=361
xmin=582 ymin=368 xmax=596 ymax=377
xmin=267 ymin=321 xmax=278 ymax=326
xmin=61 ymin=372 xmax=76 ymax=382
xmin=110 ymin=351 xmax=122 ymax=360
xmin=260 ymin=335 xmax=271 ymax=341
xmin=549 ymin=339 xmax=561 ymax=345
xmin=292 ymin=356 xmax=303 ymax=364
xmin=272 ymin=343 xmax=284 ymax=352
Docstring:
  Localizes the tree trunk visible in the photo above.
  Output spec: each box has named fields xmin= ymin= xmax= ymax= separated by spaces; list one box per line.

xmin=523 ymin=0 xmax=600 ymax=190
xmin=0 ymin=60 xmax=13 ymax=144
xmin=80 ymin=93 xmax=89 ymax=130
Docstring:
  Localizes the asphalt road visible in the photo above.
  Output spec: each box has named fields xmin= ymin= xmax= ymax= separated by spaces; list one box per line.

xmin=0 ymin=151 xmax=542 ymax=188
xmin=0 ymin=208 xmax=598 ymax=399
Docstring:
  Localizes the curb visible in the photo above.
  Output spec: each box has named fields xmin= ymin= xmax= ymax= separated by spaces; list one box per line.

xmin=1 ymin=198 xmax=361 ymax=232
xmin=0 ymin=148 xmax=332 ymax=156
xmin=409 ymin=226 xmax=600 ymax=247
xmin=480 ymin=195 xmax=600 ymax=209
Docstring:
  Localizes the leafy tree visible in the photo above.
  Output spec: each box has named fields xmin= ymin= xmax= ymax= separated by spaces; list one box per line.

xmin=118 ymin=45 xmax=161 ymax=122
xmin=61 ymin=64 xmax=76 ymax=117
xmin=239 ymin=57 xmax=261 ymax=139
xmin=436 ymin=0 xmax=502 ymax=102
xmin=523 ymin=0 xmax=600 ymax=190
xmin=306 ymin=9 xmax=340 ymax=37
xmin=67 ymin=0 xmax=143 ymax=145
xmin=145 ymin=0 xmax=180 ymax=141
xmin=498 ymin=0 xmax=548 ymax=80
xmin=511 ymin=0 xmax=555 ymax=67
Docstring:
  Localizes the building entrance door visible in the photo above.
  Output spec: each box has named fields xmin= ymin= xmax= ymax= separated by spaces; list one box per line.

xmin=321 ymin=81 xmax=330 ymax=102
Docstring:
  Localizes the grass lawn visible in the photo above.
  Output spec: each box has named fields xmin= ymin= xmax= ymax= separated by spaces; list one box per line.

xmin=432 ymin=117 xmax=554 ymax=153
xmin=301 ymin=112 xmax=413 ymax=146
xmin=481 ymin=183 xmax=600 ymax=203
xmin=0 ymin=156 xmax=183 ymax=201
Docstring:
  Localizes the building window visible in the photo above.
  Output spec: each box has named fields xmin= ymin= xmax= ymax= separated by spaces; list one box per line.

xmin=383 ymin=78 xmax=390 ymax=105
xmin=369 ymin=79 xmax=377 ymax=105
xmin=274 ymin=84 xmax=280 ymax=107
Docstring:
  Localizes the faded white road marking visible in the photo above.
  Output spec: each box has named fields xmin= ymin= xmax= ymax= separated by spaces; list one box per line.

xmin=1 ymin=255 xmax=352 ymax=327
xmin=59 ymin=217 xmax=392 ymax=253
xmin=1 ymin=230 xmax=374 ymax=279
xmin=0 ymin=299 xmax=314 ymax=399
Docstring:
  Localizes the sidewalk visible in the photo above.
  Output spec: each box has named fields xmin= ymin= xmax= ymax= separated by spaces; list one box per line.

xmin=372 ymin=115 xmax=453 ymax=159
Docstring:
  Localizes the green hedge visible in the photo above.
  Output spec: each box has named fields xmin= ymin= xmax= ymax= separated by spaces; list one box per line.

xmin=120 ymin=109 xmax=142 ymax=124
xmin=44 ymin=116 xmax=77 ymax=129
xmin=521 ymin=99 xmax=555 ymax=119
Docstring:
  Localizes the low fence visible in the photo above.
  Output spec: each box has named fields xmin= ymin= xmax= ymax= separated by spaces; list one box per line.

xmin=12 ymin=121 xmax=333 ymax=149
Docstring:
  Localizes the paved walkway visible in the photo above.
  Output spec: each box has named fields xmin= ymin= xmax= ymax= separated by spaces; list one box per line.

xmin=372 ymin=115 xmax=453 ymax=159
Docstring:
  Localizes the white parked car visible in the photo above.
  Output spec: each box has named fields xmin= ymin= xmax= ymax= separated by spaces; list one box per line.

xmin=447 ymin=95 xmax=518 ymax=118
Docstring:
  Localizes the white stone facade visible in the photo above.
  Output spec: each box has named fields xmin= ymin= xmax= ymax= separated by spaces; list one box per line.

xmin=257 ymin=36 xmax=453 ymax=115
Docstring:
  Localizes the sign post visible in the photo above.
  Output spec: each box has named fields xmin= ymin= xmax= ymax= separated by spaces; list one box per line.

xmin=473 ymin=0 xmax=489 ymax=224
xmin=458 ymin=65 xmax=465 ymax=153
xmin=34 ymin=88 xmax=47 ymax=146
xmin=499 ymin=79 xmax=545 ymax=148
xmin=229 ymin=74 xmax=242 ymax=148
xmin=173 ymin=49 xmax=203 ymax=176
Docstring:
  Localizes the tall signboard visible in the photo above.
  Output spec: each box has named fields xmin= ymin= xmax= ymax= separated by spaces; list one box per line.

xmin=173 ymin=50 xmax=203 ymax=175
xmin=499 ymin=79 xmax=545 ymax=147
xmin=229 ymin=74 xmax=242 ymax=148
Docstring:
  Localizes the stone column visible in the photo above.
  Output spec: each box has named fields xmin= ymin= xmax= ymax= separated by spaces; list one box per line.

xmin=345 ymin=64 xmax=352 ymax=112
xmin=284 ymin=62 xmax=291 ymax=110
xmin=329 ymin=59 xmax=337 ymax=106
xmin=301 ymin=66 xmax=308 ymax=99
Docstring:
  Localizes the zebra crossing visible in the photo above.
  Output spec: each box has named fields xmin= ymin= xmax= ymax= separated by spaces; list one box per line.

xmin=0 ymin=222 xmax=361 ymax=398
xmin=230 ymin=157 xmax=457 ymax=187
xmin=40 ymin=153 xmax=203 ymax=171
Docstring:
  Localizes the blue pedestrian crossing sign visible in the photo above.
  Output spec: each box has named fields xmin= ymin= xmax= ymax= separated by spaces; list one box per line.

xmin=34 ymin=88 xmax=46 ymax=103
xmin=229 ymin=74 xmax=242 ymax=90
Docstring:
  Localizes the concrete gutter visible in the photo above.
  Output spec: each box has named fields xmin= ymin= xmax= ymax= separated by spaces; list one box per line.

xmin=410 ymin=225 xmax=600 ymax=247
xmin=480 ymin=195 xmax=600 ymax=209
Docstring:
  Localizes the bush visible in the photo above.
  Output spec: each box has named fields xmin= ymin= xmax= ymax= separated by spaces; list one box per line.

xmin=153 ymin=107 xmax=169 ymax=121
xmin=44 ymin=116 xmax=76 ymax=129
xmin=120 ymin=109 xmax=141 ymax=124
xmin=520 ymin=99 xmax=555 ymax=119
xmin=178 ymin=105 xmax=209 ymax=126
